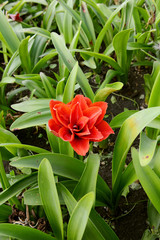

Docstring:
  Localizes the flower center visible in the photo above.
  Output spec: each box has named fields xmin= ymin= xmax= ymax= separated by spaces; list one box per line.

xmin=73 ymin=124 xmax=79 ymax=131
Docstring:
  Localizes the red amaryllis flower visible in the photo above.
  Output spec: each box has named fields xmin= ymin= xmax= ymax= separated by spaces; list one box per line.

xmin=48 ymin=95 xmax=114 ymax=156
xmin=9 ymin=13 xmax=23 ymax=22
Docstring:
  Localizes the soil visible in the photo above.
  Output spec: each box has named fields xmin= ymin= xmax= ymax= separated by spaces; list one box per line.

xmin=4 ymin=65 xmax=152 ymax=239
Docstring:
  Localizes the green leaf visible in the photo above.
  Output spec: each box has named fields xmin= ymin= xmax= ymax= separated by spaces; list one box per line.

xmin=94 ymin=82 xmax=123 ymax=102
xmin=73 ymin=154 xmax=100 ymax=203
xmin=59 ymin=183 xmax=119 ymax=240
xmin=110 ymin=110 xmax=138 ymax=129
xmin=139 ymin=131 xmax=157 ymax=166
xmin=46 ymin=123 xmax=59 ymax=153
xmin=0 ymin=77 xmax=15 ymax=87
xmin=0 ymin=223 xmax=56 ymax=240
xmin=43 ymin=0 xmax=57 ymax=30
xmin=11 ymin=99 xmax=51 ymax=112
xmin=39 ymin=158 xmax=63 ymax=240
xmin=113 ymin=29 xmax=132 ymax=79
xmin=67 ymin=192 xmax=94 ymax=240
xmin=112 ymin=107 xmax=160 ymax=206
xmin=0 ymin=128 xmax=20 ymax=155
xmin=0 ymin=205 xmax=12 ymax=223
xmin=0 ymin=173 xmax=37 ymax=205
xmin=0 ymin=10 xmax=20 ymax=53
xmin=19 ymin=36 xmax=31 ymax=73
xmin=63 ymin=62 xmax=78 ymax=104
xmin=10 ymin=108 xmax=51 ymax=130
xmin=63 ymin=0 xmax=73 ymax=43
xmin=51 ymin=32 xmax=94 ymax=101
xmin=40 ymin=72 xmax=56 ymax=98
xmin=132 ymin=147 xmax=160 ymax=214
xmin=10 ymin=153 xmax=111 ymax=206
xmin=80 ymin=1 xmax=96 ymax=44
xmin=94 ymin=0 xmax=130 ymax=53
xmin=0 ymin=143 xmax=49 ymax=154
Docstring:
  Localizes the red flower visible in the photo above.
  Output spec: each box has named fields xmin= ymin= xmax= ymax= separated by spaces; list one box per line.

xmin=48 ymin=95 xmax=114 ymax=156
xmin=9 ymin=13 xmax=22 ymax=22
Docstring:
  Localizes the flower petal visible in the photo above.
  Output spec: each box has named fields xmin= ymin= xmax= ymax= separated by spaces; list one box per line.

xmin=77 ymin=116 xmax=89 ymax=130
xmin=76 ymin=124 xmax=90 ymax=137
xmin=70 ymin=137 xmax=89 ymax=156
xmin=49 ymin=100 xmax=61 ymax=125
xmin=70 ymin=102 xmax=83 ymax=125
xmin=83 ymin=106 xmax=102 ymax=129
xmin=48 ymin=119 xmax=61 ymax=137
xmin=68 ymin=95 xmax=89 ymax=110
xmin=81 ymin=126 xmax=103 ymax=141
xmin=91 ymin=102 xmax=108 ymax=125
xmin=96 ymin=120 xmax=114 ymax=141
xmin=59 ymin=127 xmax=74 ymax=141
xmin=56 ymin=103 xmax=71 ymax=127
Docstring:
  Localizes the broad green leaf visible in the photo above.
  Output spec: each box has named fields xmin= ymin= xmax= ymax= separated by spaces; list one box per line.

xmin=30 ymin=35 xmax=47 ymax=66
xmin=8 ymin=0 xmax=47 ymax=14
xmin=112 ymin=107 xmax=160 ymax=206
xmin=0 ymin=223 xmax=55 ymax=240
xmin=22 ymin=80 xmax=47 ymax=98
xmin=59 ymin=183 xmax=119 ymax=240
xmin=99 ymin=70 xmax=119 ymax=89
xmin=110 ymin=110 xmax=138 ymax=129
xmin=67 ymin=192 xmax=94 ymax=240
xmin=139 ymin=131 xmax=157 ymax=166
xmin=148 ymin=201 xmax=160 ymax=231
xmin=63 ymin=62 xmax=78 ymax=103
xmin=0 ymin=173 xmax=37 ymax=205
xmin=40 ymin=72 xmax=56 ymax=98
xmin=46 ymin=123 xmax=59 ymax=153
xmin=0 ymin=143 xmax=49 ymax=154
xmin=0 ymin=128 xmax=20 ymax=155
xmin=19 ymin=36 xmax=31 ymax=74
xmin=0 ymin=10 xmax=20 ymax=53
xmin=56 ymin=78 xmax=65 ymax=101
xmin=113 ymin=29 xmax=132 ymax=80
xmin=63 ymin=0 xmax=73 ymax=43
xmin=0 ymin=205 xmax=12 ymax=223
xmin=73 ymin=49 xmax=123 ymax=72
xmin=0 ymin=77 xmax=15 ymax=87
xmin=132 ymin=147 xmax=160 ymax=214
xmin=94 ymin=0 xmax=130 ymax=53
xmin=43 ymin=0 xmax=57 ymax=30
xmin=94 ymin=82 xmax=123 ymax=102
xmin=80 ymin=1 xmax=96 ymax=44
xmin=73 ymin=154 xmax=100 ymax=203
xmin=10 ymin=153 xmax=111 ymax=206
xmin=11 ymin=99 xmax=51 ymax=112
xmin=10 ymin=108 xmax=51 ymax=130
xmin=58 ymin=0 xmax=90 ymax=44
xmin=22 ymin=27 xmax=51 ymax=39
xmin=51 ymin=32 xmax=94 ymax=101
xmin=39 ymin=159 xmax=63 ymax=240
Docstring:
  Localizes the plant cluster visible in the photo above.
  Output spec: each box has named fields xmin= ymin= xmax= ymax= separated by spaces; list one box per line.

xmin=0 ymin=0 xmax=160 ymax=239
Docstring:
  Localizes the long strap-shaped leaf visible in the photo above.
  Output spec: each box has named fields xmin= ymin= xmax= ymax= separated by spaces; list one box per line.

xmin=132 ymin=147 xmax=160 ymax=214
xmin=94 ymin=0 xmax=130 ymax=53
xmin=73 ymin=154 xmax=100 ymax=203
xmin=10 ymin=153 xmax=111 ymax=206
xmin=0 ymin=172 xmax=37 ymax=205
xmin=0 ymin=223 xmax=55 ymax=240
xmin=38 ymin=158 xmax=63 ymax=240
xmin=112 ymin=107 xmax=160 ymax=206
xmin=58 ymin=183 xmax=119 ymax=240
xmin=67 ymin=192 xmax=94 ymax=240
xmin=10 ymin=108 xmax=51 ymax=131
xmin=0 ymin=11 xmax=20 ymax=53
xmin=51 ymin=32 xmax=94 ymax=101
